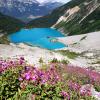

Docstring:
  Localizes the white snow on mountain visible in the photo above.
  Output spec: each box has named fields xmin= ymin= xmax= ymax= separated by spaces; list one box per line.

xmin=18 ymin=0 xmax=39 ymax=4
xmin=0 ymin=0 xmax=63 ymax=22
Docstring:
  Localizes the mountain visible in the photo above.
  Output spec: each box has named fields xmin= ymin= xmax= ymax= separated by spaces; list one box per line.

xmin=0 ymin=12 xmax=24 ymax=34
xmin=27 ymin=0 xmax=100 ymax=35
xmin=0 ymin=0 xmax=63 ymax=22
xmin=41 ymin=1 xmax=63 ymax=9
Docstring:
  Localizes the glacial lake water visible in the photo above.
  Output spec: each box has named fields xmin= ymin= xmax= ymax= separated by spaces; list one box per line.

xmin=8 ymin=28 xmax=66 ymax=50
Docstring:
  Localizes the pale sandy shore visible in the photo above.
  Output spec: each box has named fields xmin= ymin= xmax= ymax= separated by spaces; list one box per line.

xmin=57 ymin=31 xmax=100 ymax=53
xmin=0 ymin=43 xmax=89 ymax=67
xmin=0 ymin=43 xmax=67 ymax=66
xmin=0 ymin=43 xmax=94 ymax=69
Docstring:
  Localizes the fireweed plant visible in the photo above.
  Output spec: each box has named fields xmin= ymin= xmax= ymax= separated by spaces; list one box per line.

xmin=0 ymin=57 xmax=100 ymax=100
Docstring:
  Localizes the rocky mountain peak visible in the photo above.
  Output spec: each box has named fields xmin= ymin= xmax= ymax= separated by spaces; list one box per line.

xmin=0 ymin=0 xmax=63 ymax=22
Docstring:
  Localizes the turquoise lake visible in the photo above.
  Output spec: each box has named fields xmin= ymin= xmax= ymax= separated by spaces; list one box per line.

xmin=9 ymin=28 xmax=66 ymax=50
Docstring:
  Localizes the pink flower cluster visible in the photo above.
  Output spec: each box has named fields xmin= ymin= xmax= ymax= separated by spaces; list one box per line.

xmin=0 ymin=57 xmax=100 ymax=99
xmin=19 ymin=66 xmax=60 ymax=88
xmin=65 ymin=65 xmax=100 ymax=84
xmin=68 ymin=80 xmax=81 ymax=91
xmin=79 ymin=84 xmax=92 ymax=96
xmin=68 ymin=81 xmax=93 ymax=96
xmin=60 ymin=91 xmax=70 ymax=100
xmin=0 ymin=57 xmax=25 ymax=73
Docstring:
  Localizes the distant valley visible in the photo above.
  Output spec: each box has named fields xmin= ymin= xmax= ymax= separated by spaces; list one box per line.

xmin=0 ymin=0 xmax=63 ymax=22
xmin=27 ymin=0 xmax=100 ymax=35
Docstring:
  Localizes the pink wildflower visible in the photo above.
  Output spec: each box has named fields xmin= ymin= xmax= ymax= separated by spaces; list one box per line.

xmin=19 ymin=77 xmax=23 ymax=81
xmin=60 ymin=91 xmax=70 ymax=100
xmin=79 ymin=84 xmax=92 ymax=96
xmin=25 ymin=73 xmax=31 ymax=80
xmin=68 ymin=81 xmax=81 ymax=91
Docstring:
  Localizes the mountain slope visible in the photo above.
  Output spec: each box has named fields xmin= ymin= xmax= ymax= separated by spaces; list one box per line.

xmin=54 ymin=0 xmax=100 ymax=35
xmin=0 ymin=12 xmax=24 ymax=34
xmin=27 ymin=0 xmax=100 ymax=35
xmin=0 ymin=0 xmax=63 ymax=22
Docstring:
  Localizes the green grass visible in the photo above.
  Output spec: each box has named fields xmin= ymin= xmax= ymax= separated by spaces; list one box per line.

xmin=91 ymin=60 xmax=100 ymax=64
xmin=0 ymin=35 xmax=10 ymax=44
xmin=56 ymin=50 xmax=80 ymax=59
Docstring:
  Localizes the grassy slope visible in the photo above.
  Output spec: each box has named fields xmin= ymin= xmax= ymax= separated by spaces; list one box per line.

xmin=0 ymin=12 xmax=25 ymax=34
xmin=55 ymin=6 xmax=100 ymax=35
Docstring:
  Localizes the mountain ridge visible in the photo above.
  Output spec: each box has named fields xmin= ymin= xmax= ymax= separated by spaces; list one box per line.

xmin=27 ymin=0 xmax=86 ymax=27
xmin=0 ymin=0 xmax=63 ymax=22
xmin=27 ymin=0 xmax=100 ymax=35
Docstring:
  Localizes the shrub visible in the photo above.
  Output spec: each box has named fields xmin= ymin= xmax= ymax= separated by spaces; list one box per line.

xmin=0 ymin=58 xmax=100 ymax=100
xmin=0 ymin=66 xmax=22 ymax=99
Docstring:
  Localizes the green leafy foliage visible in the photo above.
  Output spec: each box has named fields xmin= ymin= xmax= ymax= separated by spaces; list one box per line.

xmin=20 ymin=83 xmax=63 ymax=100
xmin=0 ymin=58 xmax=100 ymax=100
xmin=0 ymin=66 xmax=23 ymax=100
xmin=56 ymin=50 xmax=80 ymax=59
